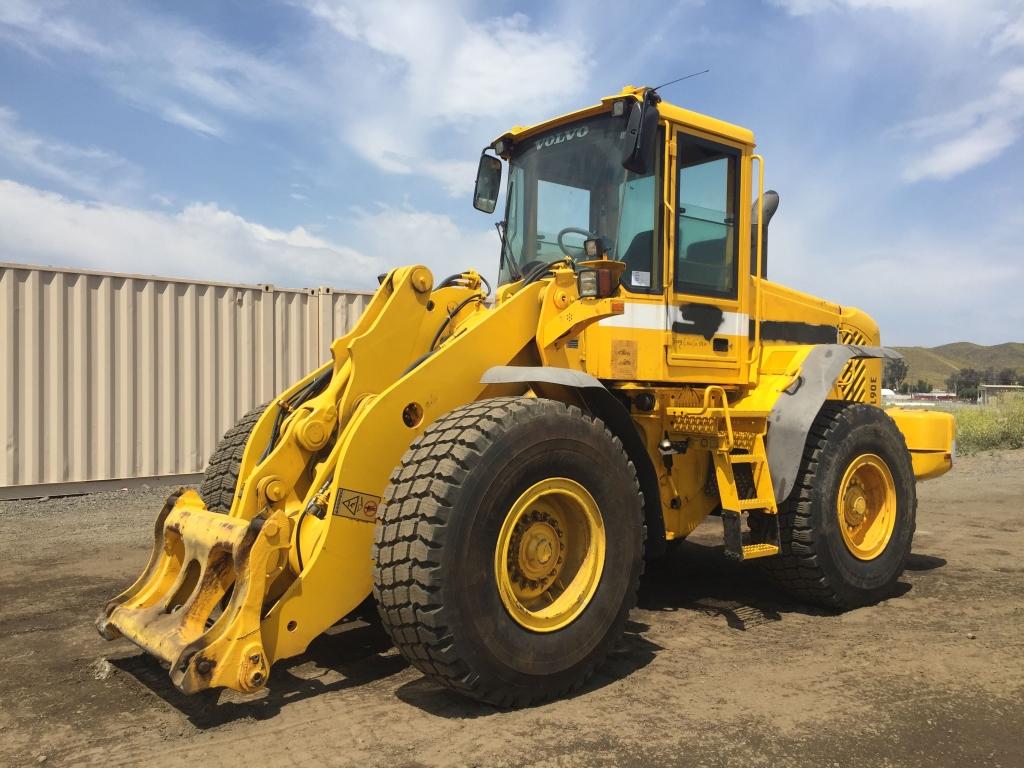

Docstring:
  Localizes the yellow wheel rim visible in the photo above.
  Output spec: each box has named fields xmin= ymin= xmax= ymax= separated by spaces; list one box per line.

xmin=836 ymin=454 xmax=897 ymax=561
xmin=494 ymin=477 xmax=606 ymax=633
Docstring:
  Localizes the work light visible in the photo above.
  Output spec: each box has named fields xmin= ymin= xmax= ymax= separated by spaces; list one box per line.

xmin=578 ymin=270 xmax=598 ymax=297
xmin=577 ymin=268 xmax=616 ymax=298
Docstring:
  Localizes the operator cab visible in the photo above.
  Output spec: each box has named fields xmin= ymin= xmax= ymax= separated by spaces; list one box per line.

xmin=484 ymin=112 xmax=660 ymax=294
xmin=475 ymin=86 xmax=770 ymax=386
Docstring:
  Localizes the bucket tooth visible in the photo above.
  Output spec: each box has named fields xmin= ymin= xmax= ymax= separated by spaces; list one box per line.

xmin=97 ymin=489 xmax=289 ymax=694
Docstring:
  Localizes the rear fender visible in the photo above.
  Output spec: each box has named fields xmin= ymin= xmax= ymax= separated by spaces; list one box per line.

xmin=764 ymin=344 xmax=901 ymax=503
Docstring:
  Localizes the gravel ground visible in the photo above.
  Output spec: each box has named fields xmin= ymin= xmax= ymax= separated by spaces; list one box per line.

xmin=1 ymin=450 xmax=1021 ymax=767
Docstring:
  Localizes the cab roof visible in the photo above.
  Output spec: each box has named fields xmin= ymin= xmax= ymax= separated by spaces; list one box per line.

xmin=497 ymin=85 xmax=755 ymax=148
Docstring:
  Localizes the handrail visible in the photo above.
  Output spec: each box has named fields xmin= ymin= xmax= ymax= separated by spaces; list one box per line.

xmin=697 ymin=385 xmax=734 ymax=450
xmin=746 ymin=154 xmax=765 ymax=374
xmin=663 ymin=128 xmax=677 ymax=294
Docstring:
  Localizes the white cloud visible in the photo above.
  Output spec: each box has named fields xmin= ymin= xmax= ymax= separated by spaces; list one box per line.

xmin=0 ymin=1 xmax=314 ymax=138
xmin=0 ymin=179 xmax=379 ymax=288
xmin=833 ymin=239 xmax=1024 ymax=345
xmin=770 ymin=0 xmax=1016 ymax=25
xmin=0 ymin=106 xmax=142 ymax=199
xmin=1 ymin=1 xmax=580 ymax=195
xmin=0 ymin=179 xmax=501 ymax=291
xmin=300 ymin=0 xmax=590 ymax=194
xmin=0 ymin=0 xmax=113 ymax=58
xmin=159 ymin=104 xmax=224 ymax=139
xmin=898 ymin=67 xmax=1024 ymax=182
xmin=992 ymin=14 xmax=1024 ymax=52
xmin=769 ymin=0 xmax=1024 ymax=182
xmin=349 ymin=205 xmax=499 ymax=285
xmin=769 ymin=204 xmax=1024 ymax=345
xmin=304 ymin=3 xmax=587 ymax=121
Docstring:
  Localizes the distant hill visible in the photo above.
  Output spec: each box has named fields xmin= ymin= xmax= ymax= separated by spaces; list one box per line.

xmin=891 ymin=342 xmax=1024 ymax=389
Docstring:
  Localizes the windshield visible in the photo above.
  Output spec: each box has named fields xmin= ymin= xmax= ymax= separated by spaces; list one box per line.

xmin=499 ymin=113 xmax=659 ymax=292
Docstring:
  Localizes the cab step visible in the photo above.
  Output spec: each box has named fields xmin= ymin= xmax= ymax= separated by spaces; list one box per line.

xmin=728 ymin=454 xmax=761 ymax=464
xmin=736 ymin=498 xmax=774 ymax=511
xmin=741 ymin=543 xmax=780 ymax=559
xmin=722 ymin=510 xmax=781 ymax=562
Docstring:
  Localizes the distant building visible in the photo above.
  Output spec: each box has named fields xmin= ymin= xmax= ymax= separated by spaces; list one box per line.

xmin=910 ymin=391 xmax=956 ymax=402
xmin=978 ymin=383 xmax=1024 ymax=405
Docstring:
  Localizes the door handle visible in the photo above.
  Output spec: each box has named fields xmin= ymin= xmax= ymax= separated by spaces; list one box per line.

xmin=713 ymin=337 xmax=729 ymax=352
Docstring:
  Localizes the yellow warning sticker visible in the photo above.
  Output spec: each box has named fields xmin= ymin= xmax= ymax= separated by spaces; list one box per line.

xmin=333 ymin=489 xmax=382 ymax=522
xmin=610 ymin=339 xmax=638 ymax=379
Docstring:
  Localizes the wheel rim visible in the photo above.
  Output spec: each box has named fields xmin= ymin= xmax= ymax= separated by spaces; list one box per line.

xmin=494 ymin=477 xmax=606 ymax=633
xmin=836 ymin=453 xmax=897 ymax=561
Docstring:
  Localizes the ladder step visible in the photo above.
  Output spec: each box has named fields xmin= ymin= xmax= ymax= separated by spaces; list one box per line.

xmin=741 ymin=543 xmax=780 ymax=559
xmin=736 ymin=498 xmax=774 ymax=511
xmin=729 ymin=454 xmax=760 ymax=464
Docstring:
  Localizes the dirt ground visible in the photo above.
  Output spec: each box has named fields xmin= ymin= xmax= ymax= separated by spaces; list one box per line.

xmin=1 ymin=451 xmax=1022 ymax=768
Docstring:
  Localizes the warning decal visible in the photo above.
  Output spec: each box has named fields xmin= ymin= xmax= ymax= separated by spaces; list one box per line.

xmin=333 ymin=489 xmax=382 ymax=522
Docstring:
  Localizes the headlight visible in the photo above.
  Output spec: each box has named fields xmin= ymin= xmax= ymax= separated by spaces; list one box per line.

xmin=577 ymin=268 xmax=616 ymax=299
xmin=578 ymin=269 xmax=599 ymax=298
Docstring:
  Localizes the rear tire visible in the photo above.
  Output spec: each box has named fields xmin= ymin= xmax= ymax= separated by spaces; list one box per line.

xmin=198 ymin=404 xmax=267 ymax=512
xmin=763 ymin=402 xmax=916 ymax=609
xmin=372 ymin=396 xmax=645 ymax=707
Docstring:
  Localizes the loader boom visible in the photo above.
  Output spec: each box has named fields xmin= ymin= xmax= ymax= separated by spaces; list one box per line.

xmin=99 ymin=264 xmax=626 ymax=691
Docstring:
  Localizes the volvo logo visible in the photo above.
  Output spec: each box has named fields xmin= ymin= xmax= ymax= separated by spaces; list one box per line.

xmin=534 ymin=125 xmax=589 ymax=151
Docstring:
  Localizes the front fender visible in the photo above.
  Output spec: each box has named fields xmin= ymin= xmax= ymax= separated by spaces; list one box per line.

xmin=481 ymin=366 xmax=666 ymax=559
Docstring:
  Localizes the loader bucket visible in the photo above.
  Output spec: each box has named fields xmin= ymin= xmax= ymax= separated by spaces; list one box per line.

xmin=97 ymin=489 xmax=290 ymax=694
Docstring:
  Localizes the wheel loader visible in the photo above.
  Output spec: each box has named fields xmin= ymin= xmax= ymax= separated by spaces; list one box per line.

xmin=98 ymin=85 xmax=956 ymax=706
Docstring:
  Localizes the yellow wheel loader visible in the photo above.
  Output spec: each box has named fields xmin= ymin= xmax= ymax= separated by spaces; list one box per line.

xmin=98 ymin=86 xmax=955 ymax=706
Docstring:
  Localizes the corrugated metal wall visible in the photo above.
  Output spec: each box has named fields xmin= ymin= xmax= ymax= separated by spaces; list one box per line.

xmin=0 ymin=263 xmax=372 ymax=498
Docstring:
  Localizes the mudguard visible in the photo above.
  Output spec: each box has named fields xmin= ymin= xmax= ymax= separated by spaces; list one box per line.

xmin=481 ymin=366 xmax=667 ymax=558
xmin=765 ymin=344 xmax=900 ymax=502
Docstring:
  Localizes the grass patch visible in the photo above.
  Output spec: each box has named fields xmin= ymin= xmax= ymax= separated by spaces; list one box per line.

xmin=945 ymin=395 xmax=1024 ymax=455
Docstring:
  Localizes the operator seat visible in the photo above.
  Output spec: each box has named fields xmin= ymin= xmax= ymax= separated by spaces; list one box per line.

xmin=620 ymin=230 xmax=654 ymax=289
xmin=683 ymin=237 xmax=729 ymax=292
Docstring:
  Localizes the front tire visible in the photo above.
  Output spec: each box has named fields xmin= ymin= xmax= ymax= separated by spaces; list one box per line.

xmin=372 ymin=396 xmax=645 ymax=706
xmin=198 ymin=403 xmax=268 ymax=512
xmin=764 ymin=402 xmax=916 ymax=609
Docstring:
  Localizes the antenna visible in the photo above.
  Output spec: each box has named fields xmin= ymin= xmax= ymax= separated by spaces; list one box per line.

xmin=651 ymin=69 xmax=710 ymax=92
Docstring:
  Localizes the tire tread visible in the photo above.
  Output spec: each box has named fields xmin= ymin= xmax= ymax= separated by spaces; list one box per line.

xmin=372 ymin=396 xmax=645 ymax=706
xmin=761 ymin=401 xmax=916 ymax=609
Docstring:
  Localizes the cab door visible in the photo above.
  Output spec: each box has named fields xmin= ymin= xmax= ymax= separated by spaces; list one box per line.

xmin=666 ymin=127 xmax=749 ymax=383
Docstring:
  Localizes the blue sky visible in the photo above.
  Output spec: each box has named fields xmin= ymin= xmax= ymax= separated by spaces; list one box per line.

xmin=1 ymin=0 xmax=1022 ymax=346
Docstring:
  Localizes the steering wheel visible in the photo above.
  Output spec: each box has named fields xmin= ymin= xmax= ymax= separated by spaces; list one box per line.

xmin=556 ymin=227 xmax=598 ymax=258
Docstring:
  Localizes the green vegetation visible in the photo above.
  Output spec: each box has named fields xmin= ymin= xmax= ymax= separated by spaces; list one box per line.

xmin=892 ymin=342 xmax=1024 ymax=390
xmin=941 ymin=395 xmax=1024 ymax=455
xmin=882 ymin=358 xmax=940 ymax=395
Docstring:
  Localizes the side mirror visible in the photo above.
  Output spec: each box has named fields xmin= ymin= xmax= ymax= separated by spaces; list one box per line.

xmin=473 ymin=153 xmax=502 ymax=213
xmin=621 ymin=93 xmax=659 ymax=174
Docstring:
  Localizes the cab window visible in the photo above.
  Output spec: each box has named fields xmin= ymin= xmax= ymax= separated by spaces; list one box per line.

xmin=617 ymin=174 xmax=658 ymax=292
xmin=675 ymin=136 xmax=738 ymax=299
